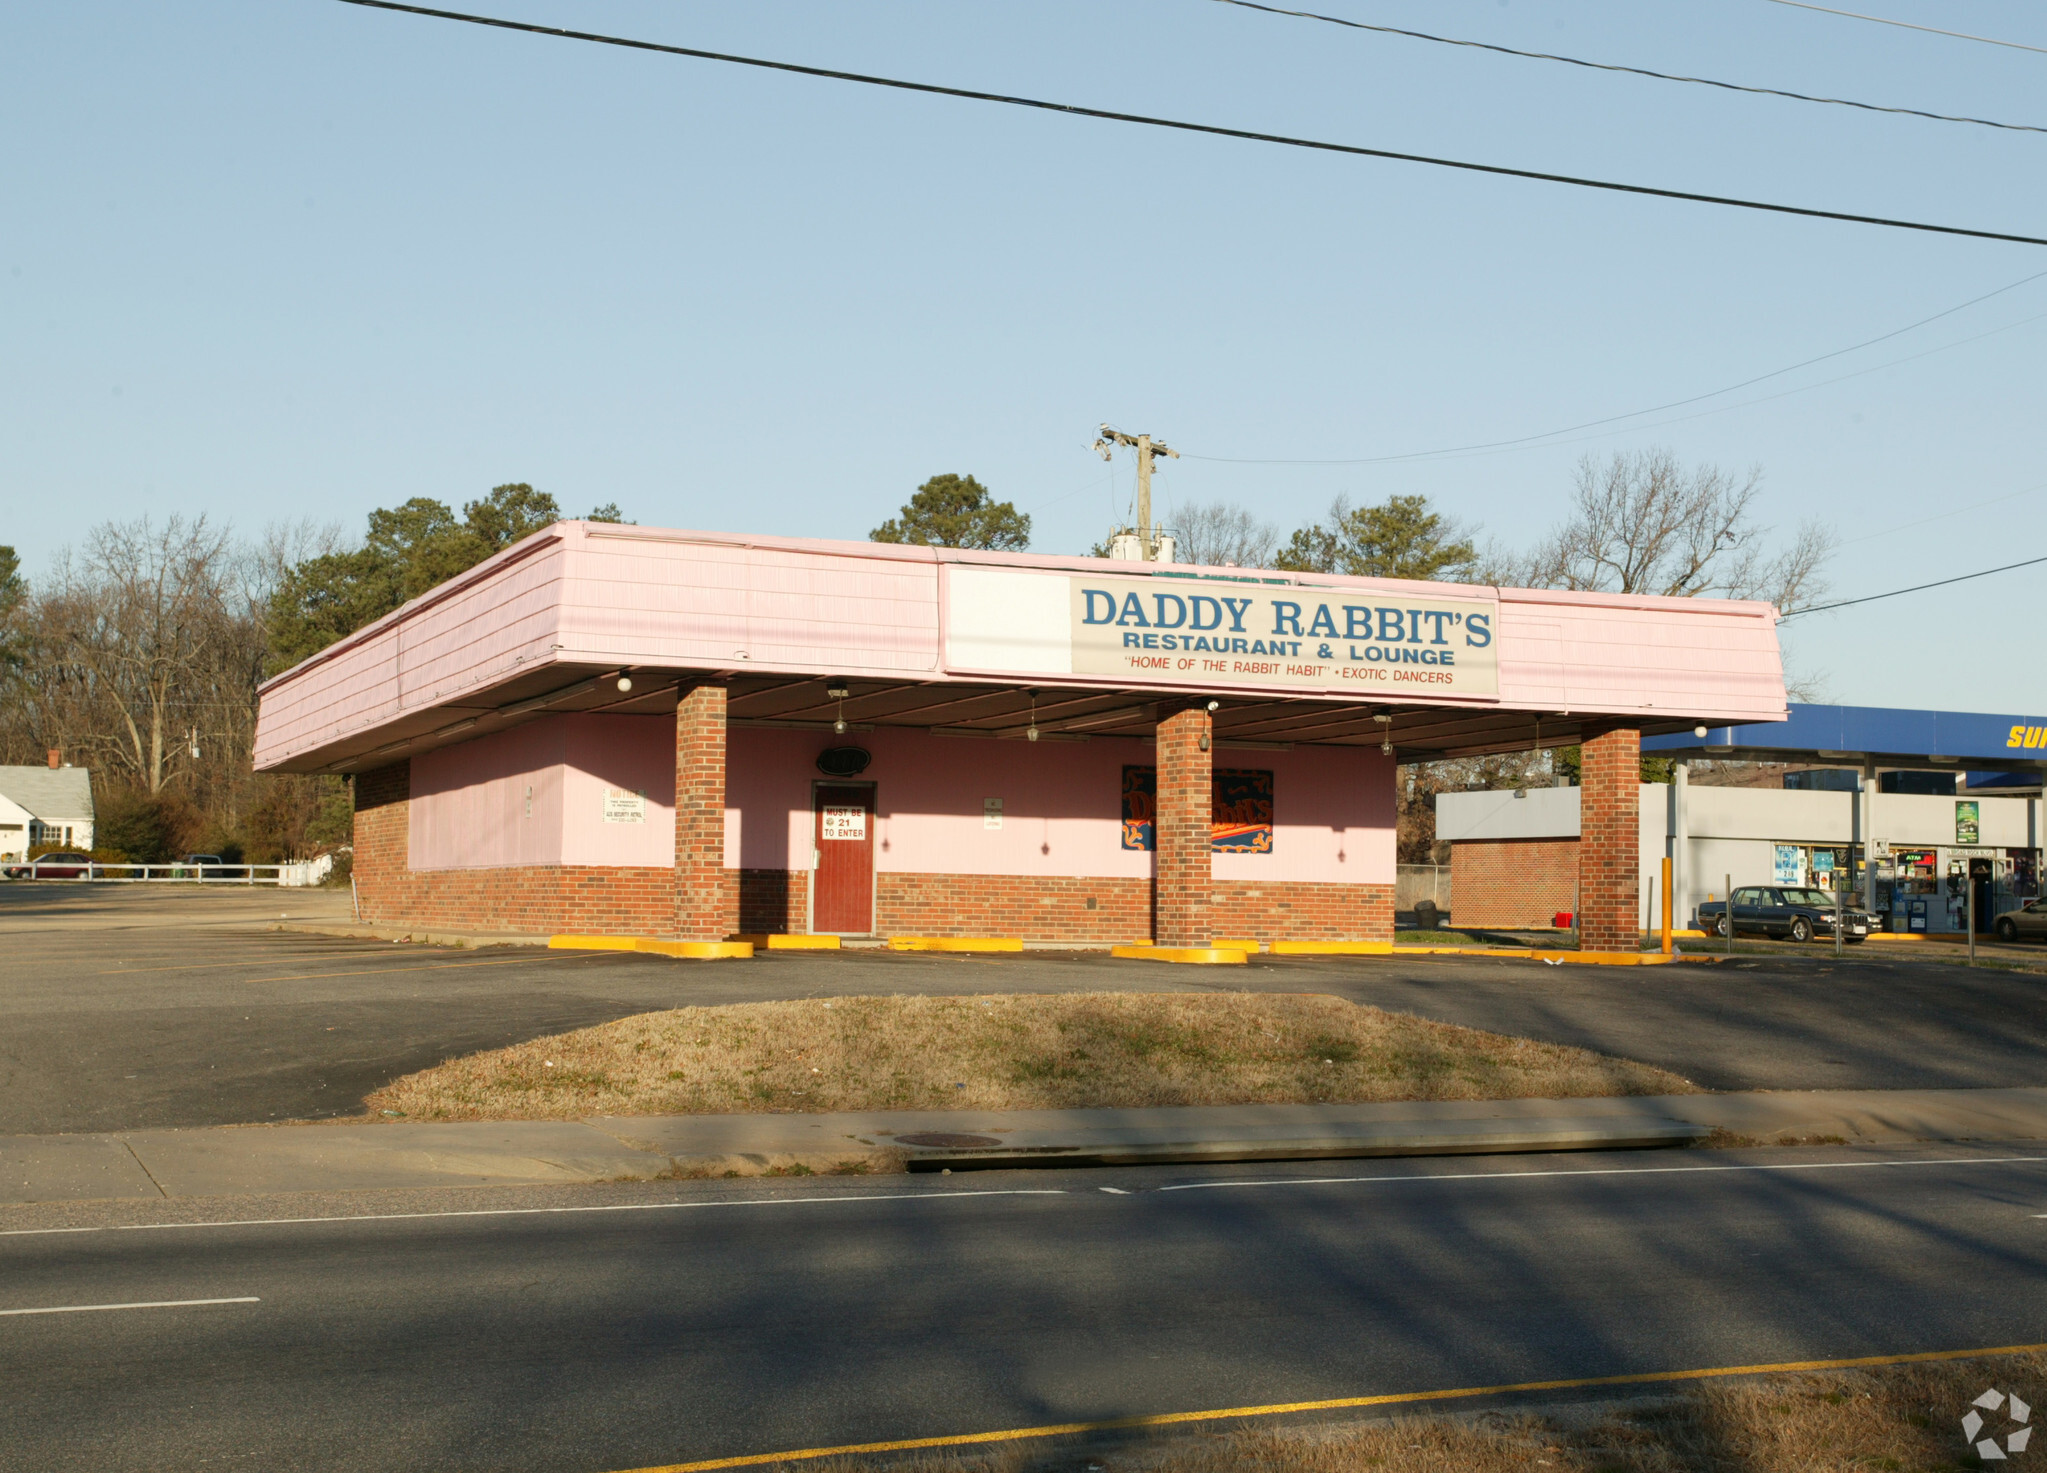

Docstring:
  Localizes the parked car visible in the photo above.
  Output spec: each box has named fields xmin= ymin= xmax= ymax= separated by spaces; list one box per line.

xmin=1696 ymin=885 xmax=1879 ymax=943
xmin=181 ymin=853 xmax=226 ymax=878
xmin=1995 ymin=899 xmax=2047 ymax=944
xmin=3 ymin=852 xmax=95 ymax=879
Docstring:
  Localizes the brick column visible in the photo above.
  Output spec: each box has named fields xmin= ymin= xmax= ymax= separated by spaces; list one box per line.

xmin=350 ymin=762 xmax=410 ymax=924
xmin=674 ymin=683 xmax=734 ymax=941
xmin=1154 ymin=704 xmax=1213 ymax=947
xmin=1576 ymin=726 xmax=1641 ymax=952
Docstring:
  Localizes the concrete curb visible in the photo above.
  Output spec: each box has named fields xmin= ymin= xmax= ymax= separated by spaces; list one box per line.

xmin=6 ymin=1088 xmax=2047 ymax=1207
xmin=890 ymin=1117 xmax=1708 ymax=1170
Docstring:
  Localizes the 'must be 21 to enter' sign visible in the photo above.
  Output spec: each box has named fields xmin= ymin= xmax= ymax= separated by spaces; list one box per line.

xmin=1069 ymin=573 xmax=1499 ymax=697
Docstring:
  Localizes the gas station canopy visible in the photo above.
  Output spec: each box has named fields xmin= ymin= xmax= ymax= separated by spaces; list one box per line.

xmin=1644 ymin=702 xmax=2047 ymax=776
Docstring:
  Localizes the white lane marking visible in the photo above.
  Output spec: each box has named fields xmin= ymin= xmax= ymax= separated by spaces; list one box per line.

xmin=0 ymin=1189 xmax=1069 ymax=1237
xmin=1099 ymin=1187 xmax=1131 ymax=1194
xmin=1158 ymin=1154 xmax=2047 ymax=1194
xmin=0 ymin=1296 xmax=259 ymax=1317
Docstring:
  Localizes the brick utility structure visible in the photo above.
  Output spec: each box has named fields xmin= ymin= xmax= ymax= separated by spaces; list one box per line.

xmin=1575 ymin=728 xmax=1643 ymax=951
xmin=253 ymin=521 xmax=1788 ymax=947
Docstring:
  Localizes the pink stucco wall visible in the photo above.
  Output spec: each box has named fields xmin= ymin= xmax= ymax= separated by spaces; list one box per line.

xmin=408 ymin=717 xmax=1396 ymax=883
xmin=410 ymin=715 xmax=675 ymax=871
xmin=727 ymin=726 xmax=1395 ymax=884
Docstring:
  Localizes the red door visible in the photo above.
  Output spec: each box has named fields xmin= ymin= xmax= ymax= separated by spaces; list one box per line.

xmin=812 ymin=784 xmax=875 ymax=934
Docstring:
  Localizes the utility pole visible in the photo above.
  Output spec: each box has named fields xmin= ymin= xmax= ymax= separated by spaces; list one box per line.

xmin=1095 ymin=424 xmax=1179 ymax=561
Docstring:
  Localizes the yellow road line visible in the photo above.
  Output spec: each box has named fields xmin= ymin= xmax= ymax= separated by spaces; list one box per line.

xmin=613 ymin=1341 xmax=2047 ymax=1472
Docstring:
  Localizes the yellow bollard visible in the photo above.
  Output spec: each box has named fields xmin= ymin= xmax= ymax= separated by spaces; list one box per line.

xmin=1661 ymin=856 xmax=1674 ymax=955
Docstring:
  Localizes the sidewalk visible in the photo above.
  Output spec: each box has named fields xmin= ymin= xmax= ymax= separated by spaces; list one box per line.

xmin=6 ymin=1087 xmax=2046 ymax=1206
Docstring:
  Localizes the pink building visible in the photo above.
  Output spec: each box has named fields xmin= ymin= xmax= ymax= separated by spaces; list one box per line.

xmin=253 ymin=521 xmax=1787 ymax=949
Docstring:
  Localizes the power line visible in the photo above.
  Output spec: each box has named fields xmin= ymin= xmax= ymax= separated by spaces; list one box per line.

xmin=1183 ymin=266 xmax=2047 ymax=465
xmin=1760 ymin=0 xmax=2047 ymax=57
xmin=1781 ymin=553 xmax=2047 ymax=619
xmin=1836 ymin=478 xmax=2047 ymax=547
xmin=334 ymin=0 xmax=2047 ymax=249
xmin=1207 ymin=0 xmax=2046 ymax=134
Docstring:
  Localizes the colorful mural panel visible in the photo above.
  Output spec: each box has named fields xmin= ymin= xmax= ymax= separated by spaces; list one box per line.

xmin=1120 ymin=766 xmax=1273 ymax=853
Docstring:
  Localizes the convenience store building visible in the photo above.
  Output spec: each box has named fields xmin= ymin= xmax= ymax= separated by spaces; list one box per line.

xmin=1440 ymin=703 xmax=2045 ymax=934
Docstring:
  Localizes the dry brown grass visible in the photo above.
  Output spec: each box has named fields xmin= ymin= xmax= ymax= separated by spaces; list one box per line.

xmin=367 ymin=991 xmax=1693 ymax=1122
xmin=801 ymin=1352 xmax=2047 ymax=1472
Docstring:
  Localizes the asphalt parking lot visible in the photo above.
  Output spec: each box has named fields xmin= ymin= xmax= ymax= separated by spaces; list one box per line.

xmin=3 ymin=885 xmax=2044 ymax=1135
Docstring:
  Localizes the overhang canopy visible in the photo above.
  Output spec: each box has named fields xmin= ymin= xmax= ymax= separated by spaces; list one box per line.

xmin=253 ymin=521 xmax=1790 ymax=775
xmin=1643 ymin=703 xmax=2047 ymax=773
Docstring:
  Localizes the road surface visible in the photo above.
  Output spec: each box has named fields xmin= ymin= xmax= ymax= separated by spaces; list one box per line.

xmin=5 ymin=1146 xmax=2045 ymax=1471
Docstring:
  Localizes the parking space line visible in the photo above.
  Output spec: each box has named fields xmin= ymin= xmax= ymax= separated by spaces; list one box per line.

xmin=0 ymin=1296 xmax=259 ymax=1317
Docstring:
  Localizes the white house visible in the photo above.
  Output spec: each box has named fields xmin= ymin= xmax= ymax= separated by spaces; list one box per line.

xmin=0 ymin=763 xmax=96 ymax=858
xmin=0 ymin=791 xmax=34 ymax=863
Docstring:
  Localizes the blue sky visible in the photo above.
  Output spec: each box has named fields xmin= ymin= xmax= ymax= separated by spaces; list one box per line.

xmin=4 ymin=0 xmax=2043 ymax=710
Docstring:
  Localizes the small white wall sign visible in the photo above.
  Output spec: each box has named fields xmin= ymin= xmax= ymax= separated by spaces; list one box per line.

xmin=603 ymin=788 xmax=647 ymax=824
xmin=822 ymin=806 xmax=867 ymax=841
xmin=984 ymin=797 xmax=1004 ymax=830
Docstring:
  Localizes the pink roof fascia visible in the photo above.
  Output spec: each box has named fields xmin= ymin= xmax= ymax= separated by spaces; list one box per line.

xmin=254 ymin=520 xmax=1787 ymax=770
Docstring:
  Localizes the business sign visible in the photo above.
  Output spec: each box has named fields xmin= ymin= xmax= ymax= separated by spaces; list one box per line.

xmin=1773 ymin=844 xmax=1804 ymax=884
xmin=945 ymin=567 xmax=1499 ymax=699
xmin=602 ymin=787 xmax=646 ymax=824
xmin=2007 ymin=722 xmax=2047 ymax=750
xmin=1956 ymin=800 xmax=1981 ymax=845
xmin=821 ymin=806 xmax=867 ymax=841
xmin=1072 ymin=574 xmax=1497 ymax=696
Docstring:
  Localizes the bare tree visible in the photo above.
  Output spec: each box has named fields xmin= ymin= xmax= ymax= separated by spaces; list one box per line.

xmin=32 ymin=516 xmax=252 ymax=794
xmin=1167 ymin=502 xmax=1280 ymax=569
xmin=1514 ymin=449 xmax=1834 ymax=613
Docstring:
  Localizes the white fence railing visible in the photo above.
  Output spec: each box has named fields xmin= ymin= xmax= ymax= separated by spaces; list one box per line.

xmin=4 ymin=855 xmax=335 ymax=886
xmin=1395 ymin=863 xmax=1450 ymax=912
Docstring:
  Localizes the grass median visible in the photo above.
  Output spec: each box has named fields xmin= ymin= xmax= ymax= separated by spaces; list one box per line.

xmin=808 ymin=1350 xmax=2046 ymax=1472
xmin=366 ymin=991 xmax=1693 ymax=1122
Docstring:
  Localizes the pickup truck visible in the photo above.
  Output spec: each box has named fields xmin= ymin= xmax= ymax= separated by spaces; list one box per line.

xmin=1697 ymin=885 xmax=1878 ymax=943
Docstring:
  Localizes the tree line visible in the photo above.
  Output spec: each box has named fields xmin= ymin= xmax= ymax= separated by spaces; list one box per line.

xmin=0 ymin=484 xmax=622 ymax=865
xmin=0 ymin=449 xmax=1829 ymax=868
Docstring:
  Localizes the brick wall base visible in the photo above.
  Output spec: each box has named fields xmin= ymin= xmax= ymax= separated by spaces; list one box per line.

xmin=739 ymin=868 xmax=809 ymax=935
xmin=877 ymin=874 xmax=1152 ymax=943
xmin=1210 ymin=879 xmax=1394 ymax=942
xmin=357 ymin=764 xmax=1394 ymax=944
xmin=1449 ymin=839 xmax=1579 ymax=928
xmin=359 ymin=862 xmax=679 ymax=935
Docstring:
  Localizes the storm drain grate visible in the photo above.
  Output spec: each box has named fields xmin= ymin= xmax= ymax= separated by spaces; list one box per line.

xmin=894 ymin=1133 xmax=1001 ymax=1148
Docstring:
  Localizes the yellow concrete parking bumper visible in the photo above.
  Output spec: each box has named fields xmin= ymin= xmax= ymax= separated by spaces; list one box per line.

xmin=1110 ymin=945 xmax=1249 ymax=965
xmin=548 ymin=935 xmax=754 ymax=960
xmin=733 ymin=934 xmax=842 ymax=950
